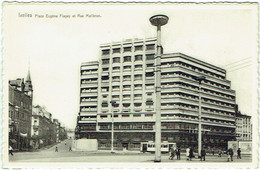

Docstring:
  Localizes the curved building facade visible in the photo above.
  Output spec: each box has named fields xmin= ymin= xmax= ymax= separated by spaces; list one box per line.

xmin=76 ymin=38 xmax=237 ymax=151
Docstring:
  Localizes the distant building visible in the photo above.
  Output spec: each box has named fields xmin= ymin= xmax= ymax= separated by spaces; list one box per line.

xmin=30 ymin=105 xmax=56 ymax=149
xmin=67 ymin=129 xmax=75 ymax=139
xmin=75 ymin=38 xmax=237 ymax=151
xmin=236 ymin=112 xmax=252 ymax=141
xmin=9 ymin=71 xmax=33 ymax=151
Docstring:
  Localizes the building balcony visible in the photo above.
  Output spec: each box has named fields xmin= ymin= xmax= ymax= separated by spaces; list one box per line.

xmin=111 ymin=81 xmax=121 ymax=86
xmin=134 ymin=69 xmax=143 ymax=74
xmin=122 ymin=97 xmax=131 ymax=101
xmin=123 ymin=51 xmax=132 ymax=55
xmin=123 ymin=80 xmax=131 ymax=85
xmin=202 ymin=102 xmax=234 ymax=112
xmin=145 ymin=108 xmax=154 ymax=111
xmin=161 ymin=97 xmax=199 ymax=106
xmin=145 ymin=60 xmax=154 ymax=64
xmin=145 ymin=79 xmax=154 ymax=84
xmin=112 ymin=70 xmax=121 ymax=74
xmin=122 ymin=108 xmax=131 ymax=112
xmin=81 ymin=109 xmax=97 ymax=112
xmin=123 ymin=69 xmax=131 ymax=73
xmin=101 ymin=108 xmax=109 ymax=113
xmin=134 ymin=107 xmax=142 ymax=112
xmin=134 ymin=88 xmax=143 ymax=92
xmin=134 ymin=60 xmax=143 ymax=65
xmin=78 ymin=120 xmax=97 ymax=123
xmin=81 ymin=74 xmax=98 ymax=79
xmin=80 ymin=92 xmax=98 ymax=97
xmin=112 ymin=53 xmax=121 ymax=58
xmin=101 ymin=81 xmax=109 ymax=85
xmin=80 ymin=102 xmax=97 ymax=107
xmin=202 ymin=111 xmax=235 ymax=121
xmin=101 ymin=71 xmax=109 ymax=76
xmin=81 ymin=83 xmax=98 ymax=88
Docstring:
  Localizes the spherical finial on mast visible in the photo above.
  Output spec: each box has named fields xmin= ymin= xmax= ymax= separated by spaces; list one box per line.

xmin=149 ymin=14 xmax=169 ymax=27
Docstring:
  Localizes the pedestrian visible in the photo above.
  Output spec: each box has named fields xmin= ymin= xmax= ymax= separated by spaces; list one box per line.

xmin=200 ymin=149 xmax=206 ymax=161
xmin=55 ymin=146 xmax=58 ymax=152
xmin=65 ymin=142 xmax=66 ymax=146
xmin=186 ymin=147 xmax=190 ymax=160
xmin=237 ymin=148 xmax=241 ymax=159
xmin=189 ymin=148 xmax=193 ymax=161
xmin=69 ymin=146 xmax=72 ymax=152
xmin=169 ymin=146 xmax=175 ymax=160
xmin=9 ymin=145 xmax=13 ymax=156
xmin=218 ymin=150 xmax=222 ymax=157
xmin=176 ymin=147 xmax=181 ymax=160
xmin=212 ymin=150 xmax=215 ymax=155
xmin=227 ymin=148 xmax=234 ymax=162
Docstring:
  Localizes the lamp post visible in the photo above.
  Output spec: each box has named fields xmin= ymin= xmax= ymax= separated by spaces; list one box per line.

xmin=110 ymin=100 xmax=116 ymax=153
xmin=194 ymin=76 xmax=206 ymax=157
xmin=149 ymin=14 xmax=169 ymax=162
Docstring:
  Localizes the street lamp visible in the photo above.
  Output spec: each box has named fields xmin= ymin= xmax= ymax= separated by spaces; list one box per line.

xmin=149 ymin=14 xmax=169 ymax=162
xmin=194 ymin=76 xmax=206 ymax=157
xmin=110 ymin=100 xmax=117 ymax=153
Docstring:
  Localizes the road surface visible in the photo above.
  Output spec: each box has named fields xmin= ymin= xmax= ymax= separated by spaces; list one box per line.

xmin=9 ymin=139 xmax=252 ymax=163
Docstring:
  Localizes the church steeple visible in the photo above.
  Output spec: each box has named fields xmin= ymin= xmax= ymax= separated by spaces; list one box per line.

xmin=24 ymin=67 xmax=33 ymax=98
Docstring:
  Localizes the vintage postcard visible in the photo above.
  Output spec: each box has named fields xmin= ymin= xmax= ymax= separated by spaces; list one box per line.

xmin=2 ymin=2 xmax=259 ymax=169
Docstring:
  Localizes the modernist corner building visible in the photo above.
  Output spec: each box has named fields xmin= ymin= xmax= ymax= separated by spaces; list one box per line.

xmin=75 ymin=37 xmax=237 ymax=151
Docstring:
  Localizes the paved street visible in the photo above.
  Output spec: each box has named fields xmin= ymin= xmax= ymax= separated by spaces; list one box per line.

xmin=9 ymin=139 xmax=252 ymax=163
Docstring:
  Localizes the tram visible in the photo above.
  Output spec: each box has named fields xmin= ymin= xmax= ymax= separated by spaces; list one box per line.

xmin=140 ymin=141 xmax=176 ymax=153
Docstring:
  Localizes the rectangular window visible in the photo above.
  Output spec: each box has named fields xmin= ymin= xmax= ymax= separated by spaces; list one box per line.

xmin=146 ymin=54 xmax=154 ymax=60
xmin=135 ymin=55 xmax=142 ymax=61
xmin=113 ymin=57 xmax=120 ymax=63
xmin=102 ymin=68 xmax=109 ymax=71
xmin=102 ymin=49 xmax=110 ymax=55
xmin=113 ymin=48 xmax=120 ymax=54
xmin=123 ymin=66 xmax=131 ymax=70
xmin=146 ymin=64 xmax=153 ymax=68
xmin=124 ymin=56 xmax=131 ymax=62
xmin=135 ymin=45 xmax=143 ymax=51
xmin=124 ymin=47 xmax=132 ymax=52
xmin=102 ymin=59 xmax=109 ymax=65
xmin=123 ymin=75 xmax=131 ymax=81
xmin=134 ymin=75 xmax=142 ymax=80
xmin=134 ymin=84 xmax=142 ymax=89
xmin=134 ymin=94 xmax=142 ymax=98
xmin=146 ymin=44 xmax=155 ymax=50
xmin=135 ymin=65 xmax=142 ymax=69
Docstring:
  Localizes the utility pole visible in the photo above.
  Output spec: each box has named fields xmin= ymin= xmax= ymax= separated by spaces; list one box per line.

xmin=194 ymin=76 xmax=206 ymax=157
xmin=149 ymin=14 xmax=169 ymax=162
xmin=110 ymin=100 xmax=116 ymax=153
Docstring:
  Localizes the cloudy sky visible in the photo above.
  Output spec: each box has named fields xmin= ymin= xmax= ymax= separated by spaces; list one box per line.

xmin=3 ymin=3 xmax=258 ymax=129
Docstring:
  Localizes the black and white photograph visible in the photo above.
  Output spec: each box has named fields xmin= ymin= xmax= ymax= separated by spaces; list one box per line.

xmin=2 ymin=2 xmax=259 ymax=169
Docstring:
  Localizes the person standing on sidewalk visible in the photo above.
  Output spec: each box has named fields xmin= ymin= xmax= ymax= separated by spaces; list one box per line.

xmin=227 ymin=148 xmax=234 ymax=162
xmin=9 ymin=145 xmax=13 ymax=156
xmin=200 ymin=149 xmax=206 ymax=161
xmin=69 ymin=146 xmax=72 ymax=152
xmin=169 ymin=146 xmax=175 ymax=160
xmin=189 ymin=147 xmax=193 ymax=161
xmin=237 ymin=148 xmax=242 ymax=159
xmin=176 ymin=147 xmax=181 ymax=160
xmin=186 ymin=147 xmax=190 ymax=160
xmin=55 ymin=146 xmax=58 ymax=152
xmin=218 ymin=150 xmax=222 ymax=157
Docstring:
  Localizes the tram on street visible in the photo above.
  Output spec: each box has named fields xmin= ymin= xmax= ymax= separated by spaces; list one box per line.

xmin=140 ymin=141 xmax=176 ymax=153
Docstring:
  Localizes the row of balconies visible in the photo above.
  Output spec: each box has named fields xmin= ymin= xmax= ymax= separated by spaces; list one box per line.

xmin=78 ymin=114 xmax=235 ymax=127
xmin=161 ymin=57 xmax=226 ymax=78
xmin=97 ymin=74 xmax=235 ymax=99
